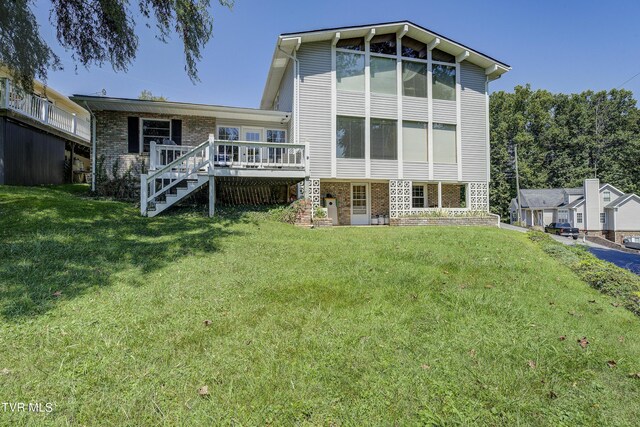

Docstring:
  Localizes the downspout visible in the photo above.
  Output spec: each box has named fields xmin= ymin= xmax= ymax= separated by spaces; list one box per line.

xmin=83 ymin=101 xmax=97 ymax=192
xmin=277 ymin=43 xmax=299 ymax=146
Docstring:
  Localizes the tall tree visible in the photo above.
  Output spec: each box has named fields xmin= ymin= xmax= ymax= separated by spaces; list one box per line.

xmin=139 ymin=89 xmax=167 ymax=101
xmin=0 ymin=0 xmax=233 ymax=91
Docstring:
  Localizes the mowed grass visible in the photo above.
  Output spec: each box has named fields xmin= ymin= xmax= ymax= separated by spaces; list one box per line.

xmin=1 ymin=185 xmax=639 ymax=426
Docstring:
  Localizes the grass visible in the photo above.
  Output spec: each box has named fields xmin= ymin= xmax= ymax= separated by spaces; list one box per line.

xmin=0 ymin=185 xmax=639 ymax=426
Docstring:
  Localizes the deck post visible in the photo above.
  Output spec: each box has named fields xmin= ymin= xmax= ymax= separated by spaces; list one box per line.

xmin=140 ymin=174 xmax=148 ymax=216
xmin=150 ymin=141 xmax=156 ymax=171
xmin=208 ymin=176 xmax=215 ymax=218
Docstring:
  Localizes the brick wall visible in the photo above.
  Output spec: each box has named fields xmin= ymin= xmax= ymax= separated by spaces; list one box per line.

xmin=390 ymin=215 xmax=499 ymax=227
xmin=371 ymin=183 xmax=389 ymax=218
xmin=320 ymin=181 xmax=351 ymax=225
xmin=441 ymin=184 xmax=464 ymax=208
xmin=605 ymin=230 xmax=640 ymax=244
xmin=95 ymin=111 xmax=215 ymax=179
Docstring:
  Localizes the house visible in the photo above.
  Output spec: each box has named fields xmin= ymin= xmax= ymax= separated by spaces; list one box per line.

xmin=71 ymin=21 xmax=510 ymax=223
xmin=510 ymin=178 xmax=640 ymax=243
xmin=0 ymin=68 xmax=91 ymax=185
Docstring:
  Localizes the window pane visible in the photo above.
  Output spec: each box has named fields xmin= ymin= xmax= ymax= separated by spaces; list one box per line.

xmin=433 ymin=123 xmax=456 ymax=164
xmin=369 ymin=34 xmax=396 ymax=55
xmin=217 ymin=127 xmax=239 ymax=141
xmin=402 ymin=61 xmax=428 ymax=98
xmin=412 ymin=185 xmax=425 ymax=208
xmin=371 ymin=118 xmax=397 ymax=160
xmin=336 ymin=37 xmax=364 ymax=51
xmin=402 ymin=121 xmax=428 ymax=162
xmin=370 ymin=57 xmax=397 ymax=95
xmin=336 ymin=52 xmax=365 ymax=92
xmin=432 ymin=48 xmax=455 ymax=63
xmin=401 ymin=36 xmax=427 ymax=59
xmin=267 ymin=130 xmax=286 ymax=143
xmin=336 ymin=116 xmax=365 ymax=159
xmin=432 ymin=64 xmax=456 ymax=101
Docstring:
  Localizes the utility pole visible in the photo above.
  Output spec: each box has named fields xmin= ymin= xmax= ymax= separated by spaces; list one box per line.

xmin=514 ymin=143 xmax=522 ymax=224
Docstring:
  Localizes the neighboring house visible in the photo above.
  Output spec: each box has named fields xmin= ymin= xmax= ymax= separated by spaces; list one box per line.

xmin=0 ymin=68 xmax=91 ymax=185
xmin=510 ymin=178 xmax=640 ymax=243
xmin=71 ymin=21 xmax=510 ymax=222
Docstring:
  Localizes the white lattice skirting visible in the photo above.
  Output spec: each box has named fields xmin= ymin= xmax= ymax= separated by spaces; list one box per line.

xmin=304 ymin=178 xmax=321 ymax=212
xmin=468 ymin=182 xmax=489 ymax=211
xmin=389 ymin=180 xmax=412 ymax=218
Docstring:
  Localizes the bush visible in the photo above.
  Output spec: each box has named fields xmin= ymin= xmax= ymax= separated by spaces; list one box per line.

xmin=528 ymin=231 xmax=640 ymax=316
xmin=314 ymin=206 xmax=327 ymax=218
xmin=95 ymin=155 xmax=141 ymax=200
xmin=268 ymin=200 xmax=306 ymax=224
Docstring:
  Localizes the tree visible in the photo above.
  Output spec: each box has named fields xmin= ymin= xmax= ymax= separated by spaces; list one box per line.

xmin=0 ymin=0 xmax=233 ymax=91
xmin=139 ymin=90 xmax=167 ymax=101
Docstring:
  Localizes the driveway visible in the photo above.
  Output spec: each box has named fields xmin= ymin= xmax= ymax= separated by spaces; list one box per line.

xmin=587 ymin=248 xmax=640 ymax=275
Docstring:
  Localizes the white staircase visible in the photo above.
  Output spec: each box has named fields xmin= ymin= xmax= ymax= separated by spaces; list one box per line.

xmin=140 ymin=136 xmax=214 ymax=217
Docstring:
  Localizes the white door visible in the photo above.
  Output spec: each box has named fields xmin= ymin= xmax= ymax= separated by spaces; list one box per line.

xmin=351 ymin=183 xmax=369 ymax=225
xmin=243 ymin=128 xmax=262 ymax=164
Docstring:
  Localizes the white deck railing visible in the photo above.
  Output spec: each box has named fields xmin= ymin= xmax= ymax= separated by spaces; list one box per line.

xmin=0 ymin=78 xmax=90 ymax=142
xmin=149 ymin=140 xmax=305 ymax=171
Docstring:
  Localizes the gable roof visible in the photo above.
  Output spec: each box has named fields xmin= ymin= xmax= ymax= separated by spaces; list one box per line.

xmin=605 ymin=193 xmax=640 ymax=208
xmin=260 ymin=20 xmax=511 ymax=109
xmin=518 ymin=189 xmax=567 ymax=209
xmin=566 ymin=197 xmax=585 ymax=208
xmin=599 ymin=183 xmax=624 ymax=195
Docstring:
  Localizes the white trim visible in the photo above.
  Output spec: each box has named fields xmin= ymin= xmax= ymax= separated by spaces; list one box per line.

xmin=455 ymin=51 xmax=470 ymax=63
xmin=365 ymin=37 xmax=371 ymax=178
xmin=455 ymin=60 xmax=462 ymax=181
xmin=215 ymin=124 xmax=288 ymax=142
xmin=331 ymin=41 xmax=337 ymax=178
xmin=335 ymin=47 xmax=365 ymax=55
xmin=139 ymin=117 xmax=171 ymax=154
xmin=332 ymin=32 xmax=341 ymax=46
xmin=485 ymin=76 xmax=490 ymax=184
xmin=599 ymin=183 xmax=624 ymax=196
xmin=350 ymin=182 xmax=370 ymax=225
xmin=396 ymin=33 xmax=403 ymax=179
xmin=427 ymin=48 xmax=434 ymax=180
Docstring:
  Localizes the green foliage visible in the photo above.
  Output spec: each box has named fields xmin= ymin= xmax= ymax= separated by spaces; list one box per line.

xmin=95 ymin=155 xmax=141 ymax=200
xmin=138 ymin=89 xmax=167 ymax=101
xmin=267 ymin=199 xmax=306 ymax=224
xmin=528 ymin=231 xmax=640 ymax=316
xmin=313 ymin=205 xmax=327 ymax=218
xmin=0 ymin=0 xmax=234 ymax=90
xmin=402 ymin=209 xmax=491 ymax=218
xmin=490 ymin=85 xmax=640 ymax=218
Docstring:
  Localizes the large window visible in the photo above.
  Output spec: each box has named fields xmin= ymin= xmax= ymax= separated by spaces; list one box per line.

xmin=402 ymin=121 xmax=428 ymax=162
xmin=336 ymin=51 xmax=365 ymax=92
xmin=402 ymin=61 xmax=428 ymax=98
xmin=370 ymin=56 xmax=397 ymax=95
xmin=370 ymin=118 xmax=397 ymax=160
xmin=217 ymin=126 xmax=239 ymax=141
xmin=141 ymin=119 xmax=171 ymax=152
xmin=401 ymin=36 xmax=427 ymax=59
xmin=432 ymin=64 xmax=456 ymax=101
xmin=336 ymin=116 xmax=365 ymax=159
xmin=266 ymin=129 xmax=286 ymax=143
xmin=433 ymin=123 xmax=456 ymax=164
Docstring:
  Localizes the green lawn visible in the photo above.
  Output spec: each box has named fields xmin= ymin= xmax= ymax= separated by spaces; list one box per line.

xmin=1 ymin=185 xmax=639 ymax=426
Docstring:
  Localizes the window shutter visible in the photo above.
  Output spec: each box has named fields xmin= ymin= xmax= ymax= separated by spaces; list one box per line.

xmin=127 ymin=117 xmax=140 ymax=153
xmin=171 ymin=119 xmax=182 ymax=145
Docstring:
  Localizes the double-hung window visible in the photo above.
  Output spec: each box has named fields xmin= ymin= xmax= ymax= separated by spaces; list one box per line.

xmin=603 ymin=191 xmax=611 ymax=202
xmin=576 ymin=212 xmax=583 ymax=224
xmin=412 ymin=185 xmax=425 ymax=208
xmin=141 ymin=119 xmax=171 ymax=153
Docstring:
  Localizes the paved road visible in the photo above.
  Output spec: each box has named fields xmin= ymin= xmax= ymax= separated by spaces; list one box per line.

xmin=587 ymin=248 xmax=640 ymax=275
xmin=500 ymin=223 xmax=640 ymax=275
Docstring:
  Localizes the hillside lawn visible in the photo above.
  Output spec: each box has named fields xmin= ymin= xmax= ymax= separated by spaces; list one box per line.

xmin=1 ymin=185 xmax=639 ymax=426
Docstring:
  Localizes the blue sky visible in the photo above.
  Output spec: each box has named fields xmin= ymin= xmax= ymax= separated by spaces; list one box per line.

xmin=33 ymin=0 xmax=640 ymax=108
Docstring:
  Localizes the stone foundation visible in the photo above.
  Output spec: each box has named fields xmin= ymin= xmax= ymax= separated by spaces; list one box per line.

xmin=605 ymin=230 xmax=640 ymax=244
xmin=390 ymin=215 xmax=499 ymax=227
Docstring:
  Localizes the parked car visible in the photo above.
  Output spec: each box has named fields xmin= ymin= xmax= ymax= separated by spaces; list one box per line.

xmin=544 ymin=222 xmax=579 ymax=239
xmin=623 ymin=236 xmax=640 ymax=250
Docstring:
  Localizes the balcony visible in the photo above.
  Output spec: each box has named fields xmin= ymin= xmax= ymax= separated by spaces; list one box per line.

xmin=149 ymin=139 xmax=306 ymax=179
xmin=0 ymin=78 xmax=90 ymax=142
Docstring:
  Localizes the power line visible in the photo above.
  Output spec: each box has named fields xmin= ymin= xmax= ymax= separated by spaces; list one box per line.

xmin=616 ymin=71 xmax=640 ymax=89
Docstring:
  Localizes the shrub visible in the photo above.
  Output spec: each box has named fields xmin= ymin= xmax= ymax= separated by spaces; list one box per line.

xmin=528 ymin=231 xmax=640 ymax=316
xmin=95 ymin=155 xmax=141 ymax=200
xmin=313 ymin=206 xmax=327 ymax=218
xmin=269 ymin=199 xmax=307 ymax=224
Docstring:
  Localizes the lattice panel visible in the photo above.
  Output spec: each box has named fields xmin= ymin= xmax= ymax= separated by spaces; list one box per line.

xmin=305 ymin=178 xmax=321 ymax=212
xmin=469 ymin=182 xmax=489 ymax=212
xmin=389 ymin=180 xmax=412 ymax=218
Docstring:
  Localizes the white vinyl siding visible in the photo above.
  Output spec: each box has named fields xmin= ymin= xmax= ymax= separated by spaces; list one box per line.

xmin=460 ymin=61 xmax=488 ymax=182
xmin=432 ymin=99 xmax=457 ymax=123
xmin=370 ymin=93 xmax=397 ymax=119
xmin=337 ymin=91 xmax=365 ymax=116
xmin=299 ymin=41 xmax=333 ymax=177
xmin=336 ymin=158 xmax=366 ymax=178
xmin=402 ymin=96 xmax=429 ymax=122
xmin=275 ymin=61 xmax=294 ymax=112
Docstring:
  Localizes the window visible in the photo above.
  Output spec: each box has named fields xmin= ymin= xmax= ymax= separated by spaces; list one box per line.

xmin=217 ymin=126 xmax=239 ymax=141
xmin=336 ymin=37 xmax=364 ymax=51
xmin=336 ymin=51 xmax=365 ymax=92
xmin=402 ymin=121 xmax=428 ymax=162
xmin=369 ymin=34 xmax=397 ymax=55
xmin=432 ymin=48 xmax=455 ymax=63
xmin=266 ymin=130 xmax=286 ymax=143
xmin=401 ymin=36 xmax=427 ymax=59
xmin=336 ymin=116 xmax=365 ymax=159
xmin=412 ymin=185 xmax=425 ymax=208
xmin=433 ymin=123 xmax=456 ymax=164
xmin=141 ymin=119 xmax=171 ymax=152
xmin=370 ymin=56 xmax=397 ymax=95
xmin=577 ymin=213 xmax=583 ymax=223
xmin=600 ymin=212 xmax=606 ymax=223
xmin=402 ymin=61 xmax=428 ymax=98
xmin=370 ymin=118 xmax=397 ymax=160
xmin=432 ymin=64 xmax=456 ymax=101
xmin=603 ymin=191 xmax=611 ymax=202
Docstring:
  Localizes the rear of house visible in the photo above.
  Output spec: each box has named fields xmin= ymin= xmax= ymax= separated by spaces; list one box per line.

xmin=72 ymin=21 xmax=510 ymax=224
